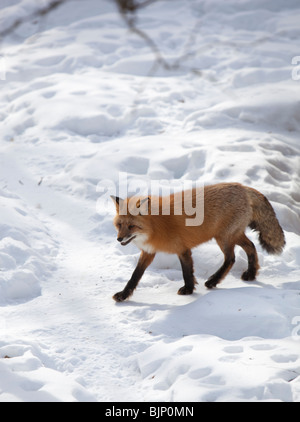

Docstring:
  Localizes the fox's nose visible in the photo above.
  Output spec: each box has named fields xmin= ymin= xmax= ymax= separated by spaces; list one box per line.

xmin=117 ymin=237 xmax=123 ymax=242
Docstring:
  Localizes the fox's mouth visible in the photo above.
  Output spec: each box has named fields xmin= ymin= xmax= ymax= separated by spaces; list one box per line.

xmin=121 ymin=235 xmax=136 ymax=246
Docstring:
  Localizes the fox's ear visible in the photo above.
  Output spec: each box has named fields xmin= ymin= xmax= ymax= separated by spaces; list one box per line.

xmin=136 ymin=196 xmax=150 ymax=209
xmin=136 ymin=196 xmax=150 ymax=215
xmin=110 ymin=195 xmax=123 ymax=210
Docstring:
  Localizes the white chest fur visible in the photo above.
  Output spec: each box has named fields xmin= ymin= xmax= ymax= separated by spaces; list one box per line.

xmin=133 ymin=234 xmax=155 ymax=254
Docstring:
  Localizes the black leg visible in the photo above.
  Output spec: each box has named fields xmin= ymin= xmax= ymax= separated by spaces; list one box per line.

xmin=178 ymin=249 xmax=197 ymax=295
xmin=236 ymin=233 xmax=259 ymax=281
xmin=241 ymin=253 xmax=257 ymax=281
xmin=205 ymin=241 xmax=235 ymax=289
xmin=113 ymin=251 xmax=155 ymax=302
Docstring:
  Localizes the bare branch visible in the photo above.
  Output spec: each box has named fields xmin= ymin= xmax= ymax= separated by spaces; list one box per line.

xmin=114 ymin=0 xmax=202 ymax=75
xmin=115 ymin=0 xmax=158 ymax=13
xmin=0 ymin=0 xmax=68 ymax=39
xmin=123 ymin=12 xmax=173 ymax=71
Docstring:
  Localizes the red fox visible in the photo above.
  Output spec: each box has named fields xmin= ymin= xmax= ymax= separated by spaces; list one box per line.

xmin=111 ymin=183 xmax=285 ymax=302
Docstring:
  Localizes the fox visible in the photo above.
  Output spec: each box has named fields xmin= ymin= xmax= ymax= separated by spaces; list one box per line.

xmin=111 ymin=182 xmax=285 ymax=302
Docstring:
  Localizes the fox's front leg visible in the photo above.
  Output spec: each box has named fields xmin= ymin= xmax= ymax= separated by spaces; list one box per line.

xmin=178 ymin=249 xmax=197 ymax=295
xmin=113 ymin=251 xmax=156 ymax=302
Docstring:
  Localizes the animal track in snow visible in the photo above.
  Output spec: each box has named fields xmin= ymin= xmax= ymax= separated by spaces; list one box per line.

xmin=138 ymin=335 xmax=300 ymax=401
xmin=271 ymin=354 xmax=298 ymax=363
xmin=223 ymin=345 xmax=244 ymax=354
xmin=162 ymin=155 xmax=189 ymax=179
xmin=0 ymin=342 xmax=95 ymax=401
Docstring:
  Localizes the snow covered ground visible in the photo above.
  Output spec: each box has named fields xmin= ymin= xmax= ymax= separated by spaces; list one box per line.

xmin=0 ymin=0 xmax=300 ymax=402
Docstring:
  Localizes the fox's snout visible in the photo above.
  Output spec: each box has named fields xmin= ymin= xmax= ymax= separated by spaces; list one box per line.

xmin=116 ymin=234 xmax=137 ymax=246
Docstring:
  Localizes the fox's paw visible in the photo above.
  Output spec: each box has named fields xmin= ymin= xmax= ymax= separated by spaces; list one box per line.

xmin=205 ymin=277 xmax=219 ymax=289
xmin=177 ymin=285 xmax=194 ymax=295
xmin=113 ymin=290 xmax=130 ymax=302
xmin=241 ymin=270 xmax=256 ymax=281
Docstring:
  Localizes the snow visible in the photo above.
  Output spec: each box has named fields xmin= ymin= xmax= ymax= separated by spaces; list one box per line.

xmin=0 ymin=0 xmax=300 ymax=402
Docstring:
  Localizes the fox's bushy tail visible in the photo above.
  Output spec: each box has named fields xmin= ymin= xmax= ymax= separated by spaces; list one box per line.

xmin=246 ymin=187 xmax=285 ymax=254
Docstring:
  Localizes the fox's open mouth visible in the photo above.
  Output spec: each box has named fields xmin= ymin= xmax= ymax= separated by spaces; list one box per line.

xmin=121 ymin=235 xmax=136 ymax=246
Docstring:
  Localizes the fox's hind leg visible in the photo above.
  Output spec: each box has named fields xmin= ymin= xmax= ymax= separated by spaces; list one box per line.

xmin=205 ymin=238 xmax=235 ymax=289
xmin=236 ymin=233 xmax=259 ymax=281
xmin=178 ymin=249 xmax=197 ymax=295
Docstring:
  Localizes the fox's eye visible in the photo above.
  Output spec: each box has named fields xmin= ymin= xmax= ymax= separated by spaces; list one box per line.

xmin=117 ymin=223 xmax=121 ymax=228
xmin=128 ymin=225 xmax=135 ymax=230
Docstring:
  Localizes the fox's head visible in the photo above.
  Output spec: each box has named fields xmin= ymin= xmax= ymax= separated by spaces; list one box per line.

xmin=111 ymin=195 xmax=150 ymax=246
